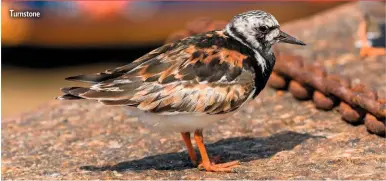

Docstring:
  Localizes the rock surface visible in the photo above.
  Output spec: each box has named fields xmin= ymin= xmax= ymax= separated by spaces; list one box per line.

xmin=2 ymin=3 xmax=386 ymax=180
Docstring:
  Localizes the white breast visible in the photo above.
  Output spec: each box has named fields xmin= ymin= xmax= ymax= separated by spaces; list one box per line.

xmin=125 ymin=107 xmax=236 ymax=132
xmin=124 ymin=89 xmax=256 ymax=133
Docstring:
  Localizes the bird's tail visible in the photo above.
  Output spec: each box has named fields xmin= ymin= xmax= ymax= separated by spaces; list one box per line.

xmin=57 ymin=72 xmax=125 ymax=100
xmin=56 ymin=87 xmax=89 ymax=100
xmin=57 ymin=72 xmax=119 ymax=100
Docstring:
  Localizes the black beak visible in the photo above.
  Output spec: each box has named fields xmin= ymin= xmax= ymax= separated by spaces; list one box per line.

xmin=278 ymin=30 xmax=306 ymax=46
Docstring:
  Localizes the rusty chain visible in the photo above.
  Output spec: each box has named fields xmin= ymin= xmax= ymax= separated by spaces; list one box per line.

xmin=166 ymin=18 xmax=385 ymax=137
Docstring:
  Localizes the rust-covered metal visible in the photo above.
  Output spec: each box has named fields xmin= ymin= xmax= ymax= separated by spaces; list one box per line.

xmin=272 ymin=52 xmax=385 ymax=136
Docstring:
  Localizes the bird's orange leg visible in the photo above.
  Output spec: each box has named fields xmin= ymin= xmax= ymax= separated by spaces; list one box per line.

xmin=193 ymin=129 xmax=240 ymax=172
xmin=357 ymin=18 xmax=386 ymax=58
xmin=181 ymin=132 xmax=198 ymax=166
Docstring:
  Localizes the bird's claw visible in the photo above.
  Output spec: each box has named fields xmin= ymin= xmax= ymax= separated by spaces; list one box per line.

xmin=198 ymin=160 xmax=240 ymax=172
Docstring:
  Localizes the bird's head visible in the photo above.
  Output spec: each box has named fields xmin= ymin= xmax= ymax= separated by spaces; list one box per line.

xmin=225 ymin=10 xmax=305 ymax=52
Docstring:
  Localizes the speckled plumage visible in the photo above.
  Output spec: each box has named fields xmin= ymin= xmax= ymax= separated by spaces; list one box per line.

xmin=60 ymin=30 xmax=271 ymax=116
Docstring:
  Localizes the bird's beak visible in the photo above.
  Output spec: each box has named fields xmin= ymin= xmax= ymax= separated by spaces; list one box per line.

xmin=278 ymin=30 xmax=306 ymax=46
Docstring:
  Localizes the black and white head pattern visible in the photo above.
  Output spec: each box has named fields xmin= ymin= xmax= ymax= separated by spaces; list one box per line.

xmin=225 ymin=10 xmax=280 ymax=73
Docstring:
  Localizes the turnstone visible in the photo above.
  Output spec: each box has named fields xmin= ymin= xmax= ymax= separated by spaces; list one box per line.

xmin=58 ymin=10 xmax=305 ymax=172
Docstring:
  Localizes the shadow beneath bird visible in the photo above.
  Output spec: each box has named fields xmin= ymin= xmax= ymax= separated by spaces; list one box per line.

xmin=80 ymin=131 xmax=323 ymax=172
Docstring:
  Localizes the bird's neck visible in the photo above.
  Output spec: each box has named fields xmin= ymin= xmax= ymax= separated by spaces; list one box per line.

xmin=224 ymin=26 xmax=275 ymax=75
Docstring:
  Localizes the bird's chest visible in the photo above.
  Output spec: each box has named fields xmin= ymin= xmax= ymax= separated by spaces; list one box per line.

xmin=133 ymin=110 xmax=237 ymax=132
xmin=252 ymin=70 xmax=272 ymax=98
xmin=244 ymin=56 xmax=274 ymax=98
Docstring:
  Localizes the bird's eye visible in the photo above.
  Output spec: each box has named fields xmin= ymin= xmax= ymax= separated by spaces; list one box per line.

xmin=258 ymin=26 xmax=269 ymax=32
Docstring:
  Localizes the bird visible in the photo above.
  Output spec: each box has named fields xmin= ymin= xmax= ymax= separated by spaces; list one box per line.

xmin=357 ymin=1 xmax=386 ymax=57
xmin=57 ymin=10 xmax=305 ymax=172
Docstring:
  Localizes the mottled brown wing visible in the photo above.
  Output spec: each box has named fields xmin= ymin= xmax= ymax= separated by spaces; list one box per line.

xmin=61 ymin=36 xmax=255 ymax=114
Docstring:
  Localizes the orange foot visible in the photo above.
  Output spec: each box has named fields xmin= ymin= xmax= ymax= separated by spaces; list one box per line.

xmin=193 ymin=129 xmax=240 ymax=172
xmin=198 ymin=160 xmax=240 ymax=172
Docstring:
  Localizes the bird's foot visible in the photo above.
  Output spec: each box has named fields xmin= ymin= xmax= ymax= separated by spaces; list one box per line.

xmin=198 ymin=160 xmax=240 ymax=172
xmin=191 ymin=155 xmax=220 ymax=167
xmin=360 ymin=46 xmax=386 ymax=58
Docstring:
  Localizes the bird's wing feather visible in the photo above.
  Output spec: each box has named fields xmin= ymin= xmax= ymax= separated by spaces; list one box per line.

xmin=62 ymin=33 xmax=256 ymax=114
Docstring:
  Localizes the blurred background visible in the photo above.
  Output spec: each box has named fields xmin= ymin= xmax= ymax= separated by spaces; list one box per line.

xmin=2 ymin=1 xmax=347 ymax=118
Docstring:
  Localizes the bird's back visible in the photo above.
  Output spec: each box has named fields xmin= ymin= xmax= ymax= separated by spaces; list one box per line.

xmin=58 ymin=30 xmax=266 ymax=117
